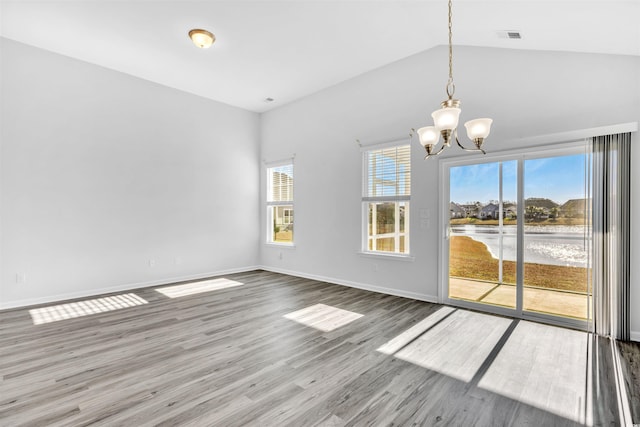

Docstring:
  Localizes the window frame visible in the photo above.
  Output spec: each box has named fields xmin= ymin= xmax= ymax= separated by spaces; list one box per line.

xmin=266 ymin=160 xmax=294 ymax=246
xmin=361 ymin=141 xmax=411 ymax=256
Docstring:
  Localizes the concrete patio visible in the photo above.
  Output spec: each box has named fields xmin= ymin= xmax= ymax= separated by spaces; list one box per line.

xmin=449 ymin=277 xmax=591 ymax=320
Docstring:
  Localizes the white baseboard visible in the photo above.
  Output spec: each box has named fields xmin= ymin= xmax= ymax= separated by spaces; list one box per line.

xmin=0 ymin=265 xmax=261 ymax=311
xmin=259 ymin=265 xmax=439 ymax=304
xmin=630 ymin=331 xmax=640 ymax=342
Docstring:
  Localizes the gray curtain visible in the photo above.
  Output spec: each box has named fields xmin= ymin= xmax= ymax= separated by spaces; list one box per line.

xmin=592 ymin=132 xmax=631 ymax=340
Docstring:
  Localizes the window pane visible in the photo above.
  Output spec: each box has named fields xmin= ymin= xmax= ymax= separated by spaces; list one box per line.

xmin=271 ymin=205 xmax=293 ymax=243
xmin=268 ymin=164 xmax=293 ymax=202
xmin=366 ymin=145 xmax=411 ymax=198
xmin=523 ymin=154 xmax=591 ymax=320
xmin=448 ymin=161 xmax=516 ymax=309
xmin=376 ymin=203 xmax=395 ymax=234
xmin=375 ymin=238 xmax=395 ymax=252
xmin=367 ymin=201 xmax=409 ymax=254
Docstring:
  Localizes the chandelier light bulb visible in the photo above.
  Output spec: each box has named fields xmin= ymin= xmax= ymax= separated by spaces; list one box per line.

xmin=417 ymin=126 xmax=440 ymax=147
xmin=464 ymin=118 xmax=493 ymax=140
xmin=431 ymin=107 xmax=461 ymax=131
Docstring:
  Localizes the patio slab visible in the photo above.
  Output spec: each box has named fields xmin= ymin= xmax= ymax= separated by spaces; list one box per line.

xmin=449 ymin=278 xmax=498 ymax=301
xmin=449 ymin=278 xmax=591 ymax=320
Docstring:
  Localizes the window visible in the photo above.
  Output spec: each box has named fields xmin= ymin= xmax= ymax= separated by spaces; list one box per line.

xmin=363 ymin=144 xmax=411 ymax=254
xmin=267 ymin=163 xmax=294 ymax=244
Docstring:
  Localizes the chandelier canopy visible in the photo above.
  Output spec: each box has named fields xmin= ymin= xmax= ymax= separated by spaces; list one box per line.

xmin=413 ymin=0 xmax=492 ymax=159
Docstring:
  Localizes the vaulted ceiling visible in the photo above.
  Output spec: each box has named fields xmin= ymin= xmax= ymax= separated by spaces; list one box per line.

xmin=2 ymin=1 xmax=638 ymax=112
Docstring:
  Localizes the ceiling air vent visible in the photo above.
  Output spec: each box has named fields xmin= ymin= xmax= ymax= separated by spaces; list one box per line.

xmin=497 ymin=30 xmax=522 ymax=39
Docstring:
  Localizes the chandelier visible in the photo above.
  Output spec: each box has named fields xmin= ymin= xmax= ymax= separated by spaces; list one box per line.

xmin=413 ymin=0 xmax=492 ymax=159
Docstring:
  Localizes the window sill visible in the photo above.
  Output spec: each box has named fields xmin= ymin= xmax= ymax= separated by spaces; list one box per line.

xmin=265 ymin=242 xmax=296 ymax=249
xmin=357 ymin=251 xmax=415 ymax=262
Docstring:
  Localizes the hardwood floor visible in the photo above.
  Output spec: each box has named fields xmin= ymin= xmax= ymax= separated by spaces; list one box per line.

xmin=0 ymin=270 xmax=627 ymax=426
xmin=618 ymin=340 xmax=640 ymax=423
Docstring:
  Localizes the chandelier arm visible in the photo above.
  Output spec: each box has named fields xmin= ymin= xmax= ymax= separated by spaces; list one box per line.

xmin=454 ymin=134 xmax=486 ymax=155
xmin=425 ymin=145 xmax=447 ymax=160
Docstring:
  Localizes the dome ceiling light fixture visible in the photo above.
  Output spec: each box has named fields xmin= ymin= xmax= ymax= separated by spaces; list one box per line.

xmin=188 ymin=29 xmax=215 ymax=49
xmin=411 ymin=0 xmax=493 ymax=159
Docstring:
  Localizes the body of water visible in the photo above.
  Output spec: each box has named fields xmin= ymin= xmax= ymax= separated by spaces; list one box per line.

xmin=450 ymin=224 xmax=591 ymax=268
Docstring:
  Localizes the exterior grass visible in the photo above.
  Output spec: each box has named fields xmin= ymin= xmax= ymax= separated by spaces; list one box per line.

xmin=449 ymin=217 xmax=587 ymax=226
xmin=449 ymin=236 xmax=589 ymax=293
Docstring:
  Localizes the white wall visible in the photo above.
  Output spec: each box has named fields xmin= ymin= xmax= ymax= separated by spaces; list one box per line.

xmin=0 ymin=39 xmax=261 ymax=308
xmin=260 ymin=46 xmax=640 ymax=333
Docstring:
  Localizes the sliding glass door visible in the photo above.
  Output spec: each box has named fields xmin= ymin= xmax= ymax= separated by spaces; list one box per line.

xmin=443 ymin=145 xmax=592 ymax=328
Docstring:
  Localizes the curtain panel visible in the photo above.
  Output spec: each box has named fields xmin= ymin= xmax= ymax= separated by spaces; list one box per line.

xmin=592 ymin=132 xmax=631 ymax=340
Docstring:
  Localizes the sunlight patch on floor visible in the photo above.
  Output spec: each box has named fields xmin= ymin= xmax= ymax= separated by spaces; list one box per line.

xmin=390 ymin=309 xmax=512 ymax=382
xmin=29 ymin=293 xmax=148 ymax=325
xmin=377 ymin=306 xmax=456 ymax=355
xmin=155 ymin=278 xmax=244 ymax=298
xmin=283 ymin=303 xmax=363 ymax=332
xmin=477 ymin=321 xmax=590 ymax=425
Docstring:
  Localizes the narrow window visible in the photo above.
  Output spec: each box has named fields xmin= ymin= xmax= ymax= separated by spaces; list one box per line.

xmin=267 ymin=163 xmax=294 ymax=244
xmin=363 ymin=144 xmax=411 ymax=254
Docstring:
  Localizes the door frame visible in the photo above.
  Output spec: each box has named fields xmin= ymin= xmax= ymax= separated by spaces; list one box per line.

xmin=438 ymin=140 xmax=592 ymax=331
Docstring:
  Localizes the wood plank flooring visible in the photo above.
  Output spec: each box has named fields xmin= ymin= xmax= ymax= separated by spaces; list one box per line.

xmin=618 ymin=340 xmax=640 ymax=423
xmin=0 ymin=270 xmax=627 ymax=426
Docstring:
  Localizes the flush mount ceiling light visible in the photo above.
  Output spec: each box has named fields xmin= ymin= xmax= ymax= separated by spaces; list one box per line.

xmin=188 ymin=29 xmax=215 ymax=49
xmin=412 ymin=0 xmax=492 ymax=159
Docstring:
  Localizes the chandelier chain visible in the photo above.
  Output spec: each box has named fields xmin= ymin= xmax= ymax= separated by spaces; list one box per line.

xmin=448 ymin=0 xmax=453 ymax=80
xmin=446 ymin=0 xmax=455 ymax=98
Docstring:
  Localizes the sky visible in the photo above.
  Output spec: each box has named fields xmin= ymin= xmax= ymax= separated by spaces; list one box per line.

xmin=450 ymin=154 xmax=588 ymax=205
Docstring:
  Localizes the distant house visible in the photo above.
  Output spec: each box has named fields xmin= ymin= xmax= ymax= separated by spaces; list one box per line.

xmin=450 ymin=202 xmax=465 ymax=218
xmin=480 ymin=203 xmax=500 ymax=219
xmin=460 ymin=202 xmax=483 ymax=218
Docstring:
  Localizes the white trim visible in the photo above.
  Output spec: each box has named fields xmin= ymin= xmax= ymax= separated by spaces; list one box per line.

xmin=263 ymin=155 xmax=295 ymax=167
xmin=440 ymin=139 xmax=589 ymax=169
xmin=265 ymin=242 xmax=296 ymax=249
xmin=0 ymin=265 xmax=260 ymax=311
xmin=511 ymin=122 xmax=637 ymax=147
xmin=259 ymin=265 xmax=437 ymax=303
xmin=357 ymin=251 xmax=415 ymax=262
xmin=362 ymin=195 xmax=410 ymax=202
xmin=630 ymin=330 xmax=640 ymax=342
xmin=358 ymin=137 xmax=411 ymax=152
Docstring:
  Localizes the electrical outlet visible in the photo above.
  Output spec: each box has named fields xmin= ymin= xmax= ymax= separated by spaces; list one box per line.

xmin=278 ymin=251 xmax=283 ymax=260
xmin=174 ymin=256 xmax=182 ymax=265
xmin=16 ymin=272 xmax=26 ymax=284
xmin=149 ymin=259 xmax=156 ymax=267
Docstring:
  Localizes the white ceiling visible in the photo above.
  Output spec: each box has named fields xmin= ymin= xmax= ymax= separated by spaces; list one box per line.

xmin=2 ymin=1 xmax=639 ymax=113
